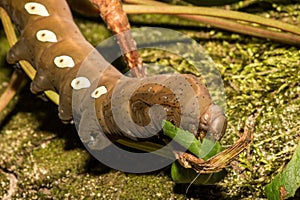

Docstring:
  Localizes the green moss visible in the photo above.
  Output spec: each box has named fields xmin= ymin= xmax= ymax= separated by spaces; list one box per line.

xmin=0 ymin=170 xmax=9 ymax=198
xmin=74 ymin=17 xmax=112 ymax=46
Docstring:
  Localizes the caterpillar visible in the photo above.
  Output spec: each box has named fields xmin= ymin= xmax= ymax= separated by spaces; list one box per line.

xmin=0 ymin=0 xmax=227 ymax=155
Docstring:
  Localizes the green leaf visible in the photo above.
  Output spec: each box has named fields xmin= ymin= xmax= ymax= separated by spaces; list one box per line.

xmin=162 ymin=120 xmax=224 ymax=159
xmin=171 ymin=161 xmax=227 ymax=185
xmin=162 ymin=120 xmax=226 ymax=185
xmin=265 ymin=140 xmax=300 ymax=200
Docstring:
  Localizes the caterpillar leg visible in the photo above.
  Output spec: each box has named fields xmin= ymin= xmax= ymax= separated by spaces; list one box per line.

xmin=30 ymin=69 xmax=55 ymax=94
xmin=6 ymin=38 xmax=32 ymax=65
xmin=58 ymin=84 xmax=73 ymax=123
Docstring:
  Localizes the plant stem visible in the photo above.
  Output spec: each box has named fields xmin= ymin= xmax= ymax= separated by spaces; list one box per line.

xmin=123 ymin=0 xmax=300 ymax=46
xmin=0 ymin=70 xmax=24 ymax=112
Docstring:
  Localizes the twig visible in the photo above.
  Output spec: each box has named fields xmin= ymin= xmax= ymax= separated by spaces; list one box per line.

xmin=0 ymin=70 xmax=24 ymax=112
xmin=89 ymin=0 xmax=145 ymax=77
xmin=176 ymin=115 xmax=254 ymax=173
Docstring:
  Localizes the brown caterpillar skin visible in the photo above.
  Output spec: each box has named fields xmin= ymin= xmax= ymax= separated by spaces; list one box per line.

xmin=0 ymin=0 xmax=227 ymax=149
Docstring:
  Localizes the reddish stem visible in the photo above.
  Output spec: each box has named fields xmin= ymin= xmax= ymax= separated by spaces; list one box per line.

xmin=89 ymin=0 xmax=145 ymax=77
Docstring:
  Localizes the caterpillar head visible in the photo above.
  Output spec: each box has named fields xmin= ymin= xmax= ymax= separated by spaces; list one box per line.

xmin=200 ymin=104 xmax=227 ymax=141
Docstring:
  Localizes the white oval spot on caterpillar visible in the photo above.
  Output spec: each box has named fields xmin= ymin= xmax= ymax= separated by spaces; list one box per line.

xmin=25 ymin=2 xmax=50 ymax=16
xmin=54 ymin=55 xmax=75 ymax=68
xmin=204 ymin=113 xmax=209 ymax=122
xmin=36 ymin=30 xmax=58 ymax=42
xmin=91 ymin=86 xmax=108 ymax=98
xmin=71 ymin=77 xmax=91 ymax=90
